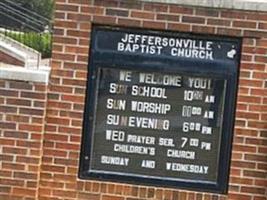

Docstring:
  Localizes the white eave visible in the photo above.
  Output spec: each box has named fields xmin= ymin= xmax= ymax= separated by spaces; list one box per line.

xmin=0 ymin=63 xmax=50 ymax=84
xmin=141 ymin=0 xmax=267 ymax=12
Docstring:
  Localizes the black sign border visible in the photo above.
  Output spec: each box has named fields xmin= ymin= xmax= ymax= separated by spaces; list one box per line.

xmin=79 ymin=25 xmax=242 ymax=194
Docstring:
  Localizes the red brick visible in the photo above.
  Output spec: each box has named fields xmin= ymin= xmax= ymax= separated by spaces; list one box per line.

xmin=93 ymin=15 xmax=117 ymax=25
xmin=46 ymin=117 xmax=70 ymax=125
xmin=49 ymin=85 xmax=73 ymax=93
xmin=6 ymin=98 xmax=31 ymax=106
xmin=3 ymin=131 xmax=28 ymax=139
xmin=244 ymin=30 xmax=267 ymax=38
xmin=192 ymin=26 xmax=215 ymax=34
xmin=0 ymin=122 xmax=16 ymax=129
xmin=56 ymin=3 xmax=78 ymax=12
xmin=21 ymin=92 xmax=45 ymax=100
xmin=236 ymin=111 xmax=260 ymax=120
xmin=143 ymin=21 xmax=166 ymax=29
xmin=169 ymin=5 xmax=193 ymax=14
xmin=55 ymin=142 xmax=79 ymax=150
xmin=251 ymin=89 xmax=267 ymax=96
xmin=54 ymin=158 xmax=77 ymax=166
xmin=41 ymin=165 xmax=65 ymax=173
xmin=33 ymin=101 xmax=46 ymax=108
xmin=77 ymin=55 xmax=89 ymax=62
xmin=13 ymin=187 xmax=36 ymax=197
xmin=106 ymin=8 xmax=129 ymax=17
xmin=245 ymin=154 xmax=267 ymax=162
xmin=16 ymin=140 xmax=41 ymax=149
xmin=241 ymin=63 xmax=265 ymax=71
xmin=255 ymin=56 xmax=267 ymax=63
xmin=53 ymin=190 xmax=77 ymax=198
xmin=241 ymin=54 xmax=253 ymax=61
xmin=19 ymin=108 xmax=44 ymax=116
xmin=0 ymin=179 xmax=24 ymax=187
xmin=257 ymin=163 xmax=267 ymax=171
xmin=167 ymin=23 xmax=191 ymax=32
xmin=144 ymin=3 xmax=168 ymax=12
xmin=19 ymin=124 xmax=43 ymax=132
xmin=231 ymin=161 xmax=256 ymax=169
xmin=54 ymin=174 xmax=77 ymax=182
xmin=14 ymin=172 xmax=37 ymax=180
xmin=67 ymin=30 xmax=90 ymax=38
xmin=58 ymin=126 xmax=81 ymax=134
xmin=157 ymin=14 xmax=180 ymax=22
xmin=235 ymin=128 xmax=258 ymax=137
xmin=9 ymin=82 xmax=33 ymax=90
xmin=228 ymin=193 xmax=252 ymax=200
xmin=248 ymin=121 xmax=267 ymax=129
xmin=81 ymin=6 xmax=104 ymax=14
xmin=241 ymin=187 xmax=266 ymax=194
xmin=94 ymin=0 xmax=118 ymax=7
xmin=65 ymin=46 xmax=89 ymax=54
xmin=80 ymin=22 xmax=92 ymax=30
xmin=195 ymin=8 xmax=219 ymax=17
xmin=53 ymin=36 xmax=77 ymax=45
xmin=232 ymin=152 xmax=243 ymax=160
xmin=238 ymin=87 xmax=249 ymax=95
xmin=255 ymin=179 xmax=267 ymax=187
xmin=0 ymin=89 xmax=18 ymax=97
xmin=221 ymin=11 xmax=248 ymax=19
xmin=45 ymin=134 xmax=68 ymax=142
xmin=236 ymin=103 xmax=248 ymax=110
xmin=43 ymin=149 xmax=67 ymax=157
xmin=244 ymin=170 xmax=266 ymax=178
xmin=256 ymin=39 xmax=267 ymax=47
xmin=53 ymin=53 xmax=75 ymax=61
xmin=67 ymin=13 xmax=91 ymax=21
xmin=102 ymin=195 xmax=124 ymax=200
xmin=238 ymin=96 xmax=261 ymax=104
xmin=233 ymin=20 xmax=257 ymax=28
xmin=0 ymin=186 xmax=11 ymax=193
xmin=0 ymin=155 xmax=13 ymax=162
xmin=246 ymin=138 xmax=267 ymax=145
xmin=253 ymin=196 xmax=267 ymax=200
xmin=247 ymin=13 xmax=267 ymax=21
xmin=1 ymin=138 xmax=14 ymax=148
xmin=182 ymin=16 xmax=205 ymax=24
xmin=62 ymin=78 xmax=86 ymax=87
xmin=16 ymin=155 xmax=39 ymax=165
xmin=2 ymin=162 xmax=25 ymax=170
xmin=207 ymin=19 xmax=231 ymax=26
xmin=234 ymin=144 xmax=257 ymax=153
xmin=131 ymin=11 xmax=155 ymax=20
xmin=258 ymin=147 xmax=267 ymax=154
xmin=61 ymin=94 xmax=85 ymax=103
xmin=78 ymin=192 xmax=100 ymax=200
xmin=217 ymin=28 xmax=242 ymax=36
xmin=118 ymin=18 xmax=141 ymax=27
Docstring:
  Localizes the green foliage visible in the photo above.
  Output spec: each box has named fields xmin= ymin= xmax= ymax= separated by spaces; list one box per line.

xmin=5 ymin=31 xmax=52 ymax=58
xmin=13 ymin=0 xmax=54 ymax=21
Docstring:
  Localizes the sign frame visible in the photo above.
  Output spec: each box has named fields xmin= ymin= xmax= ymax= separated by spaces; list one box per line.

xmin=79 ymin=25 xmax=242 ymax=194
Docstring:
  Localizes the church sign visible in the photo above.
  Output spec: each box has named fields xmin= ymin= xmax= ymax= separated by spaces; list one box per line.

xmin=79 ymin=26 xmax=241 ymax=194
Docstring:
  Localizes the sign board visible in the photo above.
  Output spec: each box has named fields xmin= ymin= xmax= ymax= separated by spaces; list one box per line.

xmin=79 ymin=26 xmax=241 ymax=193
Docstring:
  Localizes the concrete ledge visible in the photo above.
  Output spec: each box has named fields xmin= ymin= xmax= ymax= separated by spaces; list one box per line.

xmin=0 ymin=65 xmax=50 ymax=84
xmin=141 ymin=0 xmax=267 ymax=12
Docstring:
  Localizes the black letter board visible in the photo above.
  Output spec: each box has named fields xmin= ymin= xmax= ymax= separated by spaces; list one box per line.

xmin=79 ymin=25 xmax=241 ymax=194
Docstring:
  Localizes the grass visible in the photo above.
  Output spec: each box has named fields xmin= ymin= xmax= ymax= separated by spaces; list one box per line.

xmin=3 ymin=31 xmax=52 ymax=58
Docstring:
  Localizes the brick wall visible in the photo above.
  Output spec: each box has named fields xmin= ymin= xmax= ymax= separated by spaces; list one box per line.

xmin=0 ymin=80 xmax=48 ymax=200
xmin=0 ymin=0 xmax=266 ymax=199
xmin=40 ymin=0 xmax=267 ymax=199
